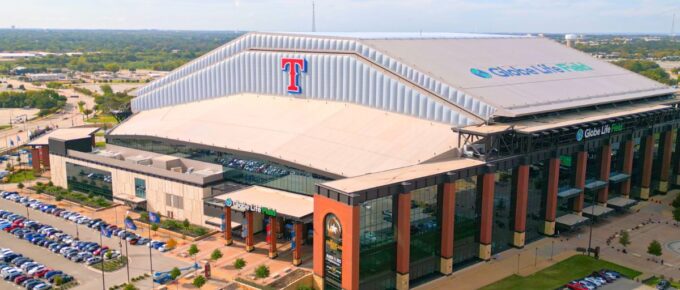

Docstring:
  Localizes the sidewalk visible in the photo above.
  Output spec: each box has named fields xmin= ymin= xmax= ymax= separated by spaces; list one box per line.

xmin=417 ymin=238 xmax=577 ymax=290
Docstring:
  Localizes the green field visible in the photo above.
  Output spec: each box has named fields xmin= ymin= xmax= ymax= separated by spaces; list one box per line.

xmin=85 ymin=114 xmax=118 ymax=124
xmin=8 ymin=169 xmax=35 ymax=183
xmin=481 ymin=255 xmax=642 ymax=290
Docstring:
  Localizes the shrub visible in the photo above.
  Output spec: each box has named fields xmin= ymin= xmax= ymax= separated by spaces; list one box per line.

xmin=672 ymin=195 xmax=680 ymax=208
xmin=55 ymin=195 xmax=63 ymax=201
xmin=188 ymin=244 xmax=199 ymax=257
xmin=298 ymin=286 xmax=314 ymax=290
xmin=648 ymin=240 xmax=663 ymax=256
xmin=254 ymin=265 xmax=270 ymax=278
xmin=54 ymin=275 xmax=63 ymax=286
xmin=151 ymin=223 xmax=159 ymax=231
xmin=674 ymin=207 xmax=680 ymax=222
xmin=234 ymin=258 xmax=246 ymax=269
xmin=619 ymin=231 xmax=630 ymax=248
xmin=169 ymin=267 xmax=181 ymax=280
xmin=183 ymin=219 xmax=190 ymax=228
xmin=17 ymin=183 xmax=24 ymax=189
xmin=192 ymin=275 xmax=206 ymax=289
xmin=210 ymin=249 xmax=223 ymax=261
xmin=139 ymin=211 xmax=149 ymax=222
xmin=48 ymin=181 xmax=53 ymax=186
xmin=166 ymin=238 xmax=177 ymax=249
xmin=123 ymin=284 xmax=138 ymax=290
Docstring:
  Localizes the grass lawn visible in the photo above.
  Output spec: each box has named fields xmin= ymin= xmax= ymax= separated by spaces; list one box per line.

xmin=85 ymin=114 xmax=118 ymax=124
xmin=480 ymin=255 xmax=642 ymax=290
xmin=91 ymin=256 xmax=127 ymax=272
xmin=95 ymin=141 xmax=106 ymax=148
xmin=7 ymin=169 xmax=35 ymax=183
xmin=644 ymin=276 xmax=680 ymax=288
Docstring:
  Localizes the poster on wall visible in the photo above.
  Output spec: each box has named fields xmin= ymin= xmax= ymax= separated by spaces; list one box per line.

xmin=324 ymin=214 xmax=342 ymax=287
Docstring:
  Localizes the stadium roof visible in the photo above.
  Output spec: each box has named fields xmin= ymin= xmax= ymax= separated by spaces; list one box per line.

xmin=110 ymin=94 xmax=461 ymax=178
xmin=133 ymin=32 xmax=673 ymax=122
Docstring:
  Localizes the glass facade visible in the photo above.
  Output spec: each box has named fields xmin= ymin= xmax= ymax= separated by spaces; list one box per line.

xmin=609 ymin=141 xmax=624 ymax=198
xmin=631 ymin=136 xmax=644 ymax=198
xmin=409 ymin=185 xmax=441 ymax=284
xmin=134 ymin=178 xmax=146 ymax=199
xmin=492 ymin=169 xmax=513 ymax=254
xmin=453 ymin=176 xmax=479 ymax=268
xmin=65 ymin=162 xmax=113 ymax=199
xmin=557 ymin=154 xmax=577 ymax=218
xmin=527 ymin=162 xmax=547 ymax=243
xmin=359 ymin=195 xmax=396 ymax=290
xmin=109 ymin=137 xmax=331 ymax=195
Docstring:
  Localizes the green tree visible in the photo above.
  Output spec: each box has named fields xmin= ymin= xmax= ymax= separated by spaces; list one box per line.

xmin=188 ymin=244 xmax=199 ymax=273
xmin=648 ymin=240 xmax=663 ymax=256
xmin=151 ymin=223 xmax=159 ymax=232
xmin=254 ymin=265 xmax=270 ymax=278
xmin=83 ymin=108 xmax=93 ymax=119
xmin=169 ymin=267 xmax=181 ymax=280
xmin=618 ymin=231 xmax=630 ymax=248
xmin=77 ymin=100 xmax=85 ymax=112
xmin=53 ymin=275 xmax=63 ymax=286
xmin=17 ymin=183 xmax=24 ymax=190
xmin=673 ymin=207 xmax=680 ymax=222
xmin=672 ymin=195 xmax=680 ymax=208
xmin=192 ymin=275 xmax=206 ymax=289
xmin=233 ymin=258 xmax=246 ymax=270
xmin=183 ymin=219 xmax=190 ymax=228
xmin=123 ymin=284 xmax=138 ymax=290
xmin=210 ymin=249 xmax=222 ymax=261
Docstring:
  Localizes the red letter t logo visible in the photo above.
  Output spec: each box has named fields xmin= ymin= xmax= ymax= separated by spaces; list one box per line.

xmin=281 ymin=58 xmax=307 ymax=94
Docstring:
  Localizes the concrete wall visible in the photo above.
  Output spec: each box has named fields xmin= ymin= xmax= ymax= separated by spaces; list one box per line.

xmin=50 ymin=154 xmax=210 ymax=227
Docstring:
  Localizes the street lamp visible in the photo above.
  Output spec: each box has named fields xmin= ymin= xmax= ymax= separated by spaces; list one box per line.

xmin=587 ymin=189 xmax=596 ymax=256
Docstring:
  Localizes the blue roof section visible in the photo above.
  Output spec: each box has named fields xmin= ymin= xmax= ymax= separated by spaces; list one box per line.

xmin=265 ymin=31 xmax=527 ymax=40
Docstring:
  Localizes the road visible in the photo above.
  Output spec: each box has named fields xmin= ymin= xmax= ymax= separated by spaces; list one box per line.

xmin=0 ymin=197 xmax=190 ymax=290
xmin=0 ymin=78 xmax=97 ymax=152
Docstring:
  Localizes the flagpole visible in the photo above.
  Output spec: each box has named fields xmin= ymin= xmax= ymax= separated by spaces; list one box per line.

xmin=148 ymin=219 xmax=154 ymax=290
xmin=124 ymin=214 xmax=131 ymax=284
xmin=99 ymin=226 xmax=106 ymax=290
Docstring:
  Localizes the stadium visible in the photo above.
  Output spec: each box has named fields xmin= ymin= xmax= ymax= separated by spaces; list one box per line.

xmin=43 ymin=32 xmax=680 ymax=290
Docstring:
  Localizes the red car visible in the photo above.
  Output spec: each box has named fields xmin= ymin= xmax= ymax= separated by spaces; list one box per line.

xmin=14 ymin=274 xmax=28 ymax=284
xmin=566 ymin=281 xmax=588 ymax=290
xmin=94 ymin=246 xmax=109 ymax=256
xmin=34 ymin=268 xmax=51 ymax=278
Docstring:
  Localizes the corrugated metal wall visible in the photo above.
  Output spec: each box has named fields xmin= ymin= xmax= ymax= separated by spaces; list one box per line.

xmin=133 ymin=51 xmax=478 ymax=126
xmin=133 ymin=33 xmax=495 ymax=124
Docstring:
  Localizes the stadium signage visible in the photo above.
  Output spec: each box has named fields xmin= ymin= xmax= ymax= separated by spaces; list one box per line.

xmin=470 ymin=62 xmax=593 ymax=79
xmin=281 ymin=57 xmax=307 ymax=94
xmin=224 ymin=198 xmax=277 ymax=217
xmin=576 ymin=123 xmax=623 ymax=141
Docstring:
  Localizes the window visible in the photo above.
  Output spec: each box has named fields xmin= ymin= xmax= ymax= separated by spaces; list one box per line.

xmin=65 ymin=162 xmax=113 ymax=200
xmin=134 ymin=178 xmax=146 ymax=199
xmin=165 ymin=193 xmax=184 ymax=209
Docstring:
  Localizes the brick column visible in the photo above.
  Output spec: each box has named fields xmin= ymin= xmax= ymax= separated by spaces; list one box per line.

xmin=39 ymin=146 xmax=50 ymax=168
xmin=224 ymin=206 xmax=233 ymax=245
xmin=31 ymin=147 xmax=40 ymax=172
xmin=620 ymin=140 xmax=634 ymax=198
xmin=573 ymin=151 xmax=587 ymax=214
xmin=396 ymin=192 xmax=412 ymax=290
xmin=478 ymin=171 xmax=495 ymax=261
xmin=659 ymin=130 xmax=673 ymax=193
xmin=597 ymin=144 xmax=612 ymax=205
xmin=512 ymin=164 xmax=529 ymax=248
xmin=640 ymin=135 xmax=654 ymax=200
xmin=292 ymin=222 xmax=303 ymax=265
xmin=268 ymin=216 xmax=278 ymax=259
xmin=543 ymin=157 xmax=560 ymax=236
xmin=245 ymin=211 xmax=254 ymax=252
xmin=439 ymin=182 xmax=455 ymax=275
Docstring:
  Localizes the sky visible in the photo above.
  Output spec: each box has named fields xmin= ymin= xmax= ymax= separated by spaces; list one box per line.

xmin=1 ymin=0 xmax=679 ymax=34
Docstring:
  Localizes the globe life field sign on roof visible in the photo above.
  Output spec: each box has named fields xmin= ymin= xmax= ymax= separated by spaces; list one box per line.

xmin=470 ymin=62 xmax=593 ymax=79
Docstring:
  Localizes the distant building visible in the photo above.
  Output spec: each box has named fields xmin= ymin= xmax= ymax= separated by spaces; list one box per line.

xmin=25 ymin=73 xmax=68 ymax=82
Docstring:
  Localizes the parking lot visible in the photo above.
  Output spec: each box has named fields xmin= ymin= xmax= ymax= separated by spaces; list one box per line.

xmin=598 ymin=278 xmax=655 ymax=290
xmin=0 ymin=194 xmax=190 ymax=290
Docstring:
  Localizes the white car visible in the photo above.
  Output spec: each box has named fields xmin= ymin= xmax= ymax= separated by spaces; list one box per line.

xmin=27 ymin=265 xmax=45 ymax=276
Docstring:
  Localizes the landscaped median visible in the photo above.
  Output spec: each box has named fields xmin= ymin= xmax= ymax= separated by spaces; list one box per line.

xmin=137 ymin=211 xmax=211 ymax=238
xmin=31 ymin=182 xmax=113 ymax=209
xmin=480 ymin=255 xmax=642 ymax=290
xmin=90 ymin=256 xmax=128 ymax=272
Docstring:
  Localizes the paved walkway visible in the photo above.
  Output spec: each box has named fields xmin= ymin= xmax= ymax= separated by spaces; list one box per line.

xmin=418 ymin=190 xmax=680 ymax=290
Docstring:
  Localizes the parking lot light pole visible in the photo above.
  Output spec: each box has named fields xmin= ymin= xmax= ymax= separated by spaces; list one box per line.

xmin=75 ymin=222 xmax=79 ymax=240
xmin=99 ymin=228 xmax=106 ymax=290
xmin=148 ymin=225 xmax=154 ymax=290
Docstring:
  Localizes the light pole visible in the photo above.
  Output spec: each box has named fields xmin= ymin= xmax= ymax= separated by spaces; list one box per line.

xmin=587 ymin=190 xmax=596 ymax=256
xmin=75 ymin=222 xmax=80 ymax=240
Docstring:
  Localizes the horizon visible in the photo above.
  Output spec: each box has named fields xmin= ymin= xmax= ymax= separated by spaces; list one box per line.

xmin=1 ymin=0 xmax=679 ymax=34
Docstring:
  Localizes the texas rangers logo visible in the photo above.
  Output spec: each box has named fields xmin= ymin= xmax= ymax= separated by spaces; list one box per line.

xmin=281 ymin=58 xmax=307 ymax=94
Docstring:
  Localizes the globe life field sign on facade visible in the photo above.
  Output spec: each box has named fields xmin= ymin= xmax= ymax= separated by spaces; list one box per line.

xmin=224 ymin=198 xmax=277 ymax=217
xmin=576 ymin=123 xmax=624 ymax=142
xmin=470 ymin=62 xmax=593 ymax=79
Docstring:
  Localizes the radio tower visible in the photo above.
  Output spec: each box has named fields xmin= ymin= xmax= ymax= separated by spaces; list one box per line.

xmin=672 ymin=13 xmax=676 ymax=39
xmin=312 ymin=1 xmax=316 ymax=32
